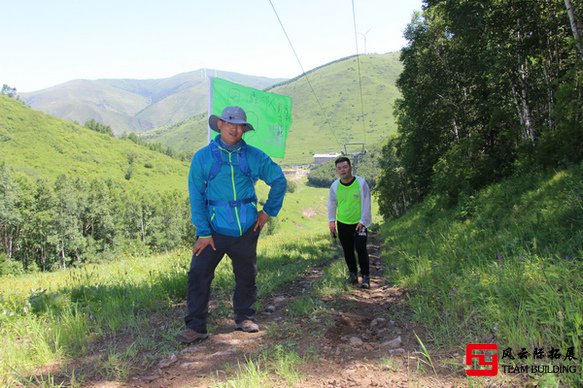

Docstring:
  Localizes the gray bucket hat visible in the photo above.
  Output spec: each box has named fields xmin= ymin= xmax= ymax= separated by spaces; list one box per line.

xmin=209 ymin=106 xmax=255 ymax=132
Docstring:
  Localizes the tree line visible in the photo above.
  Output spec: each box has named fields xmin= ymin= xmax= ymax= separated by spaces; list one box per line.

xmin=83 ymin=119 xmax=192 ymax=162
xmin=376 ymin=0 xmax=583 ymax=218
xmin=0 ymin=163 xmax=194 ymax=274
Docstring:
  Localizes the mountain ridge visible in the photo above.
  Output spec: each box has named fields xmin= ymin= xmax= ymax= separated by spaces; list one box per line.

xmin=21 ymin=69 xmax=286 ymax=134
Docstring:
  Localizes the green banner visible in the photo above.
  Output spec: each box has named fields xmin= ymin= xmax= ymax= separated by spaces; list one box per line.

xmin=210 ymin=77 xmax=292 ymax=158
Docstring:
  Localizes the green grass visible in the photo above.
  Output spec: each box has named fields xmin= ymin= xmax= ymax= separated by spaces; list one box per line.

xmin=0 ymin=232 xmax=335 ymax=385
xmin=213 ymin=345 xmax=304 ymax=388
xmin=143 ymin=52 xmax=403 ymax=165
xmin=380 ymin=162 xmax=583 ymax=386
xmin=0 ymin=95 xmax=188 ymax=192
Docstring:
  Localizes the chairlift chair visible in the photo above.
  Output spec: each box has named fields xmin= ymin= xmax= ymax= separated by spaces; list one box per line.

xmin=343 ymin=142 xmax=367 ymax=157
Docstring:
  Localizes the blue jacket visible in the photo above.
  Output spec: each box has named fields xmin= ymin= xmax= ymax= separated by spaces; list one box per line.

xmin=188 ymin=135 xmax=286 ymax=237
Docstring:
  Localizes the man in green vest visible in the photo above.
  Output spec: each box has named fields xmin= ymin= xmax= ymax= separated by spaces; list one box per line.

xmin=327 ymin=156 xmax=372 ymax=289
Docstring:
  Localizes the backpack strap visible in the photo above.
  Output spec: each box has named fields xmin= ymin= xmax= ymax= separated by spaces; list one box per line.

xmin=208 ymin=142 xmax=254 ymax=182
xmin=207 ymin=143 xmax=223 ymax=182
xmin=237 ymin=145 xmax=251 ymax=178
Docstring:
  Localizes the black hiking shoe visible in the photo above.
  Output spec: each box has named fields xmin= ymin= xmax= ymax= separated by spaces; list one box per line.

xmin=347 ymin=272 xmax=359 ymax=285
xmin=361 ymin=275 xmax=370 ymax=289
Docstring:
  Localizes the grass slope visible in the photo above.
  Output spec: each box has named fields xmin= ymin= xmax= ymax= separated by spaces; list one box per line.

xmin=21 ymin=70 xmax=286 ymax=134
xmin=140 ymin=113 xmax=208 ymax=155
xmin=142 ymin=52 xmax=403 ymax=165
xmin=381 ymin=163 xmax=583 ymax=386
xmin=0 ymin=96 xmax=188 ymax=192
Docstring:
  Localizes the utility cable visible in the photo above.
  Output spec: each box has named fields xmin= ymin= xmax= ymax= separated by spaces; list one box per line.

xmin=268 ymin=0 xmax=342 ymax=149
xmin=351 ymin=0 xmax=367 ymax=146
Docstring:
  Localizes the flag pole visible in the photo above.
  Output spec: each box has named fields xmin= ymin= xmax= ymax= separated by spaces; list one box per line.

xmin=207 ymin=75 xmax=213 ymax=144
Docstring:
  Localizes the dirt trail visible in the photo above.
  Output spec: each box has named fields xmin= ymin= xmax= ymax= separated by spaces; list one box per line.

xmin=119 ymin=233 xmax=469 ymax=388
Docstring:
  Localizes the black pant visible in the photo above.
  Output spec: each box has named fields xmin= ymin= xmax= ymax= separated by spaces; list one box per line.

xmin=337 ymin=221 xmax=369 ymax=276
xmin=185 ymin=227 xmax=260 ymax=333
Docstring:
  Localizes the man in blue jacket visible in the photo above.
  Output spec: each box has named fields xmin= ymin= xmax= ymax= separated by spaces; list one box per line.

xmin=176 ymin=106 xmax=287 ymax=344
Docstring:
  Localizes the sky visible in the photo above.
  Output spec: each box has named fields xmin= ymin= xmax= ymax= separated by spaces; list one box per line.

xmin=1 ymin=0 xmax=423 ymax=92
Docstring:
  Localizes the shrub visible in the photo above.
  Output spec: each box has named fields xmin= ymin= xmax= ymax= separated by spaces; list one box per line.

xmin=0 ymin=253 xmax=24 ymax=276
xmin=286 ymin=179 xmax=297 ymax=193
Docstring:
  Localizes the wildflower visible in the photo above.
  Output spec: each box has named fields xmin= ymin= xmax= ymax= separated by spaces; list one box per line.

xmin=496 ymin=254 xmax=503 ymax=260
xmin=498 ymin=263 xmax=503 ymax=269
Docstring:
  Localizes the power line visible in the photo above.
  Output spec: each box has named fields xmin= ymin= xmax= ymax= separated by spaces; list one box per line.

xmin=267 ymin=0 xmax=342 ymax=149
xmin=351 ymin=0 xmax=367 ymax=146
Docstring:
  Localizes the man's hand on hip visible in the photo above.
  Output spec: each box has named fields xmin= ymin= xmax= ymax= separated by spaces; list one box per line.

xmin=193 ymin=237 xmax=216 ymax=256
xmin=254 ymin=210 xmax=269 ymax=232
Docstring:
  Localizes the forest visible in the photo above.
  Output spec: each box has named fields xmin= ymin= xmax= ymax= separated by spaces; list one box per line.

xmin=376 ymin=0 xmax=583 ymax=217
xmin=0 ymin=165 xmax=193 ymax=273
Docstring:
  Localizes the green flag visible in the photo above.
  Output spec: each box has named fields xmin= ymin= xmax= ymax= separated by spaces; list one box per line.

xmin=210 ymin=77 xmax=292 ymax=158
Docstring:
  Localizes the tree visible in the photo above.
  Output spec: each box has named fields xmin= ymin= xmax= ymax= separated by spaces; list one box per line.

xmin=377 ymin=0 xmax=583 ymax=211
xmin=376 ymin=137 xmax=415 ymax=219
xmin=1 ymin=84 xmax=18 ymax=98
xmin=0 ymin=163 xmax=22 ymax=259
xmin=84 ymin=119 xmax=114 ymax=136
xmin=24 ymin=179 xmax=57 ymax=270
xmin=565 ymin=0 xmax=583 ymax=59
xmin=52 ymin=175 xmax=87 ymax=268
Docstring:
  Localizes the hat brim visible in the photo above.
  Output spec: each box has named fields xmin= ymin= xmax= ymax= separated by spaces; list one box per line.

xmin=209 ymin=115 xmax=254 ymax=132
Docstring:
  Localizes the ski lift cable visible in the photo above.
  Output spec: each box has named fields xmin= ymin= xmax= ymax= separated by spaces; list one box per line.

xmin=351 ymin=0 xmax=367 ymax=146
xmin=267 ymin=0 xmax=342 ymax=149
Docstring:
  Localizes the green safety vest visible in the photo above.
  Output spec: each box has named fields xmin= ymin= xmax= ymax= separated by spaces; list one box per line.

xmin=336 ymin=178 xmax=362 ymax=224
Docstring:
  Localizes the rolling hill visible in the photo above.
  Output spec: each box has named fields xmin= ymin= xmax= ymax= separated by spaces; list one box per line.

xmin=21 ymin=70 xmax=286 ymax=135
xmin=0 ymin=95 xmax=188 ymax=192
xmin=141 ymin=52 xmax=403 ymax=165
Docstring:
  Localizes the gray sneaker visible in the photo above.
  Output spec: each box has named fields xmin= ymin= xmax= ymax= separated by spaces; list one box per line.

xmin=175 ymin=328 xmax=209 ymax=344
xmin=235 ymin=320 xmax=259 ymax=333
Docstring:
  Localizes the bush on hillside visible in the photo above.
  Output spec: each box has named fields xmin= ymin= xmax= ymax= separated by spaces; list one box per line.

xmin=307 ymin=159 xmax=336 ymax=187
xmin=286 ymin=179 xmax=297 ymax=193
xmin=84 ymin=119 xmax=114 ymax=136
xmin=0 ymin=253 xmax=24 ymax=276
